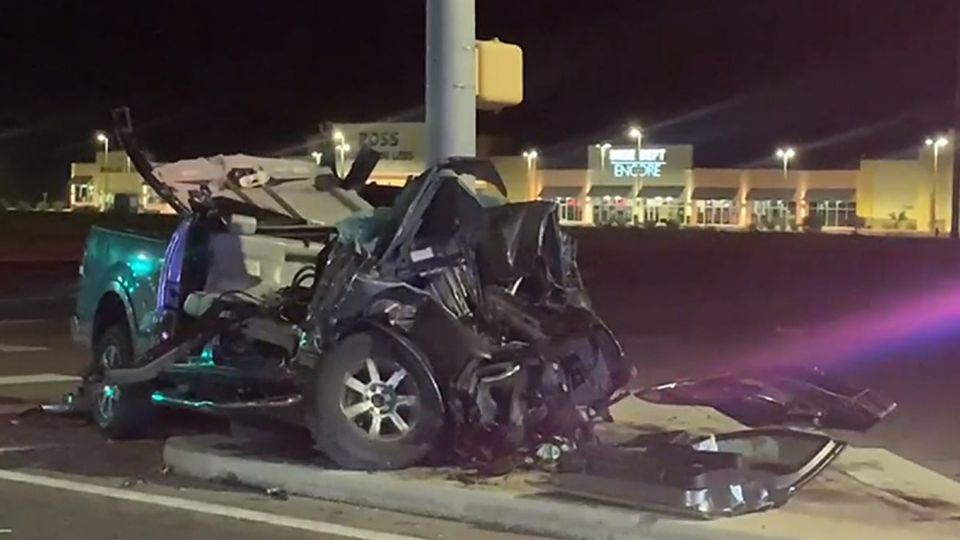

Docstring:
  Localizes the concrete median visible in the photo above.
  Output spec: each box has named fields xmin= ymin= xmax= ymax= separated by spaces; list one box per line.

xmin=164 ymin=432 xmax=960 ymax=540
xmin=163 ymin=400 xmax=960 ymax=540
xmin=164 ymin=435 xmax=762 ymax=540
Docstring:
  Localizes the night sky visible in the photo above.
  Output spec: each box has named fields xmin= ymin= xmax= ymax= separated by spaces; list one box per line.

xmin=0 ymin=0 xmax=955 ymax=202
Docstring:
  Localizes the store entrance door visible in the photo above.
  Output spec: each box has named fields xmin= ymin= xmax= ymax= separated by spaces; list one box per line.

xmin=641 ymin=198 xmax=685 ymax=227
xmin=592 ymin=197 xmax=631 ymax=226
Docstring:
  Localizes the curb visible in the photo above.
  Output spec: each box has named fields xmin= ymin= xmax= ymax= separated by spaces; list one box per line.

xmin=163 ymin=435 xmax=768 ymax=540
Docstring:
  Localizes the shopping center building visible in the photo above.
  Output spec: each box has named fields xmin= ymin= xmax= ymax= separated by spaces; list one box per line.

xmin=67 ymin=122 xmax=954 ymax=234
xmin=536 ymin=136 xmax=954 ymax=234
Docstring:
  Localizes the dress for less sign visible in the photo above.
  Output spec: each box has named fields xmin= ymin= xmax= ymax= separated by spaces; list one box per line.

xmin=605 ymin=145 xmax=692 ymax=182
xmin=335 ymin=122 xmax=425 ymax=163
xmin=610 ymin=148 xmax=668 ymax=178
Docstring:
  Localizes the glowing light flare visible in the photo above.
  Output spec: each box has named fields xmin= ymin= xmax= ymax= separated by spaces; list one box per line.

xmin=926 ymin=136 xmax=949 ymax=149
xmin=126 ymin=252 xmax=158 ymax=278
xmin=730 ymin=278 xmax=960 ymax=375
xmin=775 ymin=147 xmax=796 ymax=160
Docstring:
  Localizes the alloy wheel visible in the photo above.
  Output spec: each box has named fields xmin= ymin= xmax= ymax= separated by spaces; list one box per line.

xmin=340 ymin=357 xmax=420 ymax=439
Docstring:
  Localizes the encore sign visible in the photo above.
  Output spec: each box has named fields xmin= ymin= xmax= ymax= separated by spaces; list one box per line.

xmin=610 ymin=148 xmax=668 ymax=178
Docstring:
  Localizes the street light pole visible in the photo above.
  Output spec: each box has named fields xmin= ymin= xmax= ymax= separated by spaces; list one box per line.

xmin=776 ymin=147 xmax=797 ymax=226
xmin=332 ymin=130 xmax=346 ymax=173
xmin=426 ymin=0 xmax=476 ymax=167
xmin=776 ymin=147 xmax=796 ymax=180
xmin=336 ymin=144 xmax=350 ymax=174
xmin=952 ymin=0 xmax=960 ymax=238
xmin=926 ymin=136 xmax=949 ymax=233
xmin=628 ymin=127 xmax=643 ymax=157
xmin=523 ymin=149 xmax=539 ymax=199
xmin=96 ymin=132 xmax=109 ymax=171
xmin=597 ymin=143 xmax=611 ymax=172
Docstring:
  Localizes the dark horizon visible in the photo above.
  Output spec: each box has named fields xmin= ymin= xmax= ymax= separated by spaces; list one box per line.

xmin=0 ymin=0 xmax=955 ymax=202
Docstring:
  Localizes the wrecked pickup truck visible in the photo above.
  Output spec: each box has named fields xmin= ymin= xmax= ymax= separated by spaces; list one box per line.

xmin=72 ymin=109 xmax=633 ymax=470
xmin=70 ymin=109 xmax=895 ymax=517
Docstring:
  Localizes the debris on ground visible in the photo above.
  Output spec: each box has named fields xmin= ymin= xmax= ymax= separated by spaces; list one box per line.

xmin=265 ymin=487 xmax=288 ymax=501
xmin=120 ymin=477 xmax=145 ymax=488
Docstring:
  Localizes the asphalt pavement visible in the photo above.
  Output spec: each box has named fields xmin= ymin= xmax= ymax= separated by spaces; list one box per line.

xmin=0 ymin=469 xmax=542 ymax=540
xmin=0 ymin=316 xmax=545 ymax=540
xmin=2 ymin=262 xmax=960 ymax=538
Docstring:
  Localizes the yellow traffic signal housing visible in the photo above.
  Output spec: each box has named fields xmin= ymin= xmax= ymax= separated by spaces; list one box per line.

xmin=476 ymin=39 xmax=523 ymax=111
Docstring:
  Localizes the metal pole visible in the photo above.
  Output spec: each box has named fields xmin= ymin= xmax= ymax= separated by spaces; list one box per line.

xmin=951 ymin=2 xmax=960 ymax=237
xmin=933 ymin=145 xmax=940 ymax=233
xmin=426 ymin=0 xmax=476 ymax=167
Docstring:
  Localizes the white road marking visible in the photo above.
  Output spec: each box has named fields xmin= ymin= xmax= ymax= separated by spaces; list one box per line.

xmin=0 ymin=296 xmax=64 ymax=305
xmin=0 ymin=444 xmax=66 ymax=454
xmin=0 ymin=404 xmax=35 ymax=415
xmin=0 ymin=374 xmax=80 ymax=386
xmin=0 ymin=469 xmax=427 ymax=540
xmin=0 ymin=344 xmax=49 ymax=353
xmin=0 ymin=319 xmax=51 ymax=326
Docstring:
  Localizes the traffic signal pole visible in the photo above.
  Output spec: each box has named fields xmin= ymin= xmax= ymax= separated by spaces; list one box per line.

xmin=952 ymin=2 xmax=960 ymax=237
xmin=425 ymin=0 xmax=476 ymax=167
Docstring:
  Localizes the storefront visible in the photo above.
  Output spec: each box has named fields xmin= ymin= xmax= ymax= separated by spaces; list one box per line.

xmin=587 ymin=185 xmax=633 ymax=226
xmin=691 ymin=187 xmax=739 ymax=226
xmin=587 ymin=143 xmax=694 ymax=227
xmin=637 ymin=185 xmax=685 ymax=226
xmin=538 ymin=186 xmax=584 ymax=223
xmin=805 ymin=188 xmax=857 ymax=228
xmin=747 ymin=188 xmax=796 ymax=230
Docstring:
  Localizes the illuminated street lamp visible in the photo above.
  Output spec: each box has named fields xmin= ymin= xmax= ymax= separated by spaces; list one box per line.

xmin=331 ymin=130 xmax=348 ymax=172
xmin=925 ymin=135 xmax=950 ymax=233
xmin=311 ymin=151 xmax=323 ymax=165
xmin=335 ymin=143 xmax=351 ymax=173
xmin=925 ymin=136 xmax=949 ymax=174
xmin=628 ymin=126 xmax=643 ymax=155
xmin=96 ymin=132 xmax=109 ymax=171
xmin=775 ymin=147 xmax=796 ymax=179
xmin=595 ymin=143 xmax=612 ymax=172
xmin=522 ymin=149 xmax=539 ymax=169
xmin=523 ymin=150 xmax=539 ymax=198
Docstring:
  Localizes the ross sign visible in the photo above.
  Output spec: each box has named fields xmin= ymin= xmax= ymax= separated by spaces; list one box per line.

xmin=330 ymin=122 xmax=425 ymax=164
xmin=357 ymin=130 xmax=415 ymax=161
xmin=611 ymin=147 xmax=668 ymax=178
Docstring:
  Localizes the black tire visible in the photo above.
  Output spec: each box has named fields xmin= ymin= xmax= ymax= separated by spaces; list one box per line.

xmin=91 ymin=324 xmax=155 ymax=439
xmin=306 ymin=332 xmax=444 ymax=470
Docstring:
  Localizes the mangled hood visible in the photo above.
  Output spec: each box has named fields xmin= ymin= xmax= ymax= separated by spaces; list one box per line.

xmin=151 ymin=154 xmax=372 ymax=226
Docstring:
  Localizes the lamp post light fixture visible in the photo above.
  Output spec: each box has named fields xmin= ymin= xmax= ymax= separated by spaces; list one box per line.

xmin=523 ymin=149 xmax=539 ymax=199
xmin=522 ymin=149 xmax=539 ymax=169
xmin=311 ymin=151 xmax=323 ymax=165
xmin=775 ymin=147 xmax=796 ymax=179
xmin=926 ymin=136 xmax=949 ymax=174
xmin=595 ymin=142 xmax=612 ymax=172
xmin=335 ymin=143 xmax=350 ymax=173
xmin=96 ymin=132 xmax=109 ymax=171
xmin=628 ymin=126 xmax=643 ymax=157
xmin=925 ymin=135 xmax=950 ymax=234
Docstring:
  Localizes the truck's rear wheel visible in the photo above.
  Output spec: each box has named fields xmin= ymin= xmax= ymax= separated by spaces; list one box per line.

xmin=91 ymin=324 xmax=155 ymax=439
xmin=307 ymin=332 xmax=444 ymax=470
